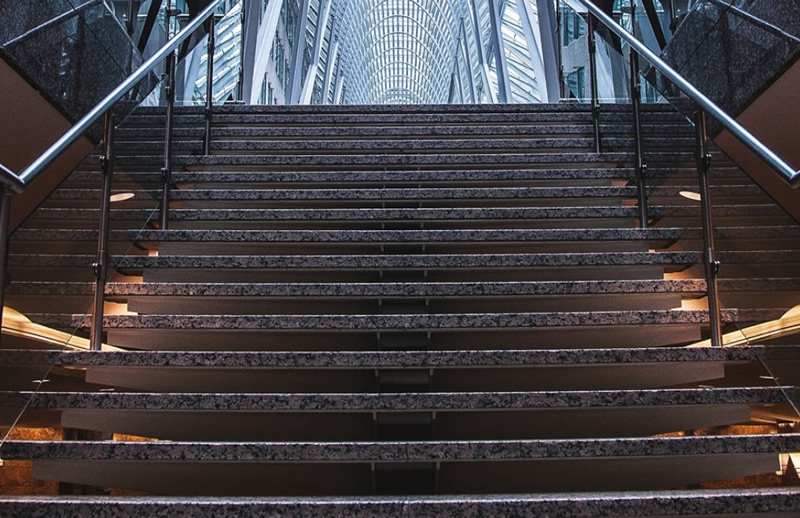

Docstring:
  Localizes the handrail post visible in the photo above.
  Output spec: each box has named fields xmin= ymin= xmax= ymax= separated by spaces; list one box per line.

xmin=91 ymin=112 xmax=116 ymax=352
xmin=695 ymin=109 xmax=723 ymax=347
xmin=629 ymin=1 xmax=648 ymax=228
xmin=160 ymin=12 xmax=177 ymax=231
xmin=204 ymin=13 xmax=216 ymax=156
xmin=586 ymin=12 xmax=601 ymax=153
xmin=126 ymin=0 xmax=136 ymax=36
xmin=0 ymin=185 xmax=12 ymax=339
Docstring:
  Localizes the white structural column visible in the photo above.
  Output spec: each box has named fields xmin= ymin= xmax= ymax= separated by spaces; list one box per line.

xmin=459 ymin=19 xmax=477 ymax=103
xmin=247 ymin=0 xmax=285 ymax=105
xmin=535 ymin=0 xmax=562 ymax=102
xmin=300 ymin=0 xmax=333 ymax=104
xmin=468 ymin=0 xmax=497 ymax=103
xmin=289 ymin=0 xmax=312 ymax=104
xmin=320 ymin=38 xmax=340 ymax=104
xmin=487 ymin=0 xmax=511 ymax=103
xmin=515 ymin=0 xmax=548 ymax=101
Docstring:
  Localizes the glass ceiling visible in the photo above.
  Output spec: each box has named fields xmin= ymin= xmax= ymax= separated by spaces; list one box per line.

xmin=319 ymin=0 xmax=556 ymax=104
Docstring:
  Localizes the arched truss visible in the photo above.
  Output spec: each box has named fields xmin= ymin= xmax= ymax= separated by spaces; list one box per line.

xmin=257 ymin=0 xmax=562 ymax=105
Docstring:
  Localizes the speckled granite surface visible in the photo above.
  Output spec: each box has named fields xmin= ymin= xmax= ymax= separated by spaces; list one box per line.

xmin=66 ymin=166 xmax=744 ymax=184
xmin=10 ymin=251 xmax=698 ymax=270
xmin=42 ymin=184 xmax=765 ymax=202
xmin=113 ymin=251 xmax=692 ymax=269
xmin=2 ymin=387 xmax=791 ymax=411
xmin=28 ymin=204 xmax=788 ymax=223
xmin=16 ymin=225 xmax=794 ymax=244
xmin=11 ymin=278 xmax=799 ymax=298
xmin=8 ymin=250 xmax=796 ymax=271
xmin=2 ymin=490 xmax=800 ymax=518
xmin=54 ymin=308 xmax=785 ymax=331
xmin=114 ymin=152 xmax=692 ymax=168
xmin=120 ymin=137 xmax=696 ymax=154
xmin=4 ymin=434 xmax=800 ymax=461
xmin=0 ymin=346 xmax=763 ymax=368
xmin=128 ymin=228 xmax=683 ymax=244
xmin=115 ymin=123 xmax=690 ymax=139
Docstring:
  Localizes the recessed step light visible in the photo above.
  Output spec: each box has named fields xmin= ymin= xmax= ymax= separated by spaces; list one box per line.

xmin=110 ymin=192 xmax=135 ymax=202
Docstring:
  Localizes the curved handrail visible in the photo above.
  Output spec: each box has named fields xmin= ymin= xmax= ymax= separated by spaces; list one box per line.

xmin=577 ymin=0 xmax=800 ymax=186
xmin=14 ymin=0 xmax=226 ymax=186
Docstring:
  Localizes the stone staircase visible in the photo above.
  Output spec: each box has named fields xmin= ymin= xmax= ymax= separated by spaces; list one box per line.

xmin=1 ymin=103 xmax=800 ymax=516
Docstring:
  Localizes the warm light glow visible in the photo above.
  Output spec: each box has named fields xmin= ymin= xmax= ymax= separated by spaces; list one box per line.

xmin=110 ymin=192 xmax=135 ymax=202
xmin=778 ymin=453 xmax=800 ymax=475
xmin=1 ymin=307 xmax=122 ymax=351
xmin=688 ymin=305 xmax=800 ymax=347
xmin=679 ymin=191 xmax=702 ymax=201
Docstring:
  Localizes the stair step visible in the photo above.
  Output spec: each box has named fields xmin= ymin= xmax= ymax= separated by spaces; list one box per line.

xmin=25 ymin=206 xmax=789 ymax=230
xmin=55 ymin=308 xmax=781 ymax=330
xmin=6 ymin=279 xmax=710 ymax=297
xmin=114 ymin=123 xmax=691 ymax=139
xmin=0 ymin=346 xmax=763 ymax=368
xmin=4 ymin=279 xmax=795 ymax=307
xmin=5 ymin=434 xmax=800 ymax=461
xmin=114 ymin=151 xmax=696 ymax=168
xmin=116 ymin=137 xmax=695 ymax=154
xmin=3 ymin=387 xmax=791 ymax=411
xmin=43 ymin=185 xmax=768 ymax=202
xmin=125 ymin=111 xmax=689 ymax=127
xmin=2 ymin=490 xmax=799 ymax=517
xmin=9 ymin=250 xmax=796 ymax=272
xmin=64 ymin=166 xmax=748 ymax=185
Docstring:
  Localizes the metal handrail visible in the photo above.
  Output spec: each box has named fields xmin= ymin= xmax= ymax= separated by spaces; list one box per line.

xmin=17 ymin=0 xmax=226 ymax=185
xmin=0 ymin=163 xmax=24 ymax=193
xmin=0 ymin=0 xmax=226 ymax=350
xmin=577 ymin=0 xmax=800 ymax=186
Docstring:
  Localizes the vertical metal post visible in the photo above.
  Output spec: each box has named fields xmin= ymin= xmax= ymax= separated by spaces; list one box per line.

xmin=587 ymin=13 xmax=601 ymax=153
xmin=204 ymin=14 xmax=216 ymax=155
xmin=629 ymin=1 xmax=648 ymax=228
xmin=127 ymin=0 xmax=136 ymax=36
xmin=0 ymin=185 xmax=12 ymax=338
xmin=91 ymin=113 xmax=115 ymax=352
xmin=160 ymin=2 xmax=176 ymax=231
xmin=695 ymin=110 xmax=723 ymax=347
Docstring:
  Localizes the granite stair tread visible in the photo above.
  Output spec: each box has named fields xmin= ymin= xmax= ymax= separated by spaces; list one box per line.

xmin=114 ymin=151 xmax=700 ymax=167
xmin=52 ymin=308 xmax=783 ymax=330
xmin=43 ymin=184 xmax=769 ymax=202
xmin=7 ymin=279 xmax=714 ymax=297
xmin=26 ymin=206 xmax=789 ymax=227
xmin=114 ymin=123 xmax=692 ymax=139
xmin=116 ymin=137 xmax=695 ymax=153
xmin=64 ymin=166 xmax=749 ymax=184
xmin=4 ymin=434 xmax=800 ymax=461
xmin=2 ymin=387 xmax=792 ymax=411
xmin=2 ymin=490 xmax=800 ymax=518
xmin=0 ymin=346 xmax=765 ymax=368
xmin=14 ymin=226 xmax=792 ymax=247
xmin=9 ymin=279 xmax=800 ymax=298
xmin=9 ymin=250 xmax=798 ymax=270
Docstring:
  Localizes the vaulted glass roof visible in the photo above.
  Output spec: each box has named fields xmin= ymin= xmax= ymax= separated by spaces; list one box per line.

xmin=330 ymin=0 xmax=553 ymax=103
xmin=295 ymin=0 xmax=560 ymax=104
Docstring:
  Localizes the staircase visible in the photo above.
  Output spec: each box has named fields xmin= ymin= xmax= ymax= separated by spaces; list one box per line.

xmin=1 ymin=103 xmax=800 ymax=516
